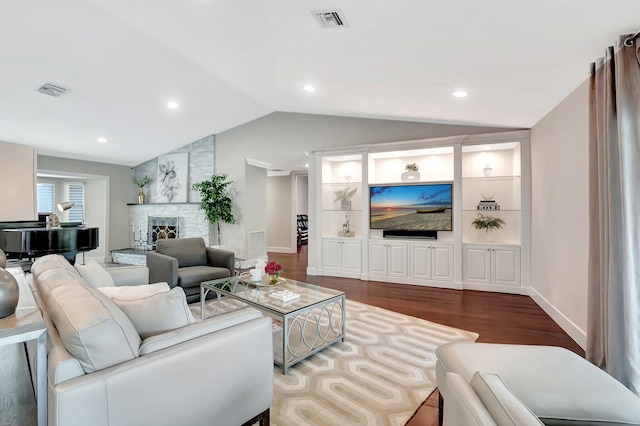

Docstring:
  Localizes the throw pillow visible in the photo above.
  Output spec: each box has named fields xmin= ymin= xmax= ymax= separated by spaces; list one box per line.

xmin=111 ymin=287 xmax=195 ymax=339
xmin=47 ymin=283 xmax=140 ymax=373
xmin=75 ymin=260 xmax=115 ymax=289
xmin=99 ymin=282 xmax=170 ymax=300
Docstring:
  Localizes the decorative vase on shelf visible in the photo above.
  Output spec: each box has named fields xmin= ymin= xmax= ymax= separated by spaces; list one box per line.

xmin=0 ymin=268 xmax=19 ymax=319
xmin=484 ymin=229 xmax=494 ymax=243
xmin=401 ymin=171 xmax=420 ymax=182
xmin=341 ymin=200 xmax=352 ymax=211
xmin=483 ymin=164 xmax=493 ymax=177
xmin=138 ymin=188 xmax=146 ymax=204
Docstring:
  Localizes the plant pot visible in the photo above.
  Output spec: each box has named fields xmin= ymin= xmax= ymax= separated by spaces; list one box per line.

xmin=341 ymin=200 xmax=352 ymax=211
xmin=484 ymin=229 xmax=494 ymax=243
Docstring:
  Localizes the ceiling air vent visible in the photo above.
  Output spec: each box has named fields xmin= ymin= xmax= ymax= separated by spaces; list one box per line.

xmin=36 ymin=83 xmax=69 ymax=98
xmin=312 ymin=9 xmax=348 ymax=28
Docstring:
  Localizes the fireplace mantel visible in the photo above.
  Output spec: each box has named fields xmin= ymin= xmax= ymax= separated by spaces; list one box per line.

xmin=127 ymin=202 xmax=199 ymax=206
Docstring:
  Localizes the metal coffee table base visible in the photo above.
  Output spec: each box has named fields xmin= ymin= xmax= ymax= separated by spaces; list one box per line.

xmin=273 ymin=295 xmax=345 ymax=374
xmin=201 ymin=285 xmax=345 ymax=374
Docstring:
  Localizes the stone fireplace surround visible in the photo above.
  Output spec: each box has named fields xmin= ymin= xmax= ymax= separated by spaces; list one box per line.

xmin=111 ymin=203 xmax=211 ymax=265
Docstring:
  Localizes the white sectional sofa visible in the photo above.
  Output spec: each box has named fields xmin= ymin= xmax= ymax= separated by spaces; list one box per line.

xmin=30 ymin=255 xmax=273 ymax=426
xmin=436 ymin=341 xmax=640 ymax=425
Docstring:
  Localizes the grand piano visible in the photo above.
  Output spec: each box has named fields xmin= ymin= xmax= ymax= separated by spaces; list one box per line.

xmin=0 ymin=219 xmax=99 ymax=265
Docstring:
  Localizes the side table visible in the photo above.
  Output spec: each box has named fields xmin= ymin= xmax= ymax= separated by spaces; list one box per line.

xmin=0 ymin=268 xmax=47 ymax=426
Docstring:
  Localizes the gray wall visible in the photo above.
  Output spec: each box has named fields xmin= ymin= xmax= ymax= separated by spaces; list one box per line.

xmin=296 ymin=174 xmax=309 ymax=215
xmin=37 ymin=155 xmax=133 ymax=260
xmin=215 ymin=112 xmax=516 ymax=257
xmin=530 ymin=79 xmax=589 ymax=348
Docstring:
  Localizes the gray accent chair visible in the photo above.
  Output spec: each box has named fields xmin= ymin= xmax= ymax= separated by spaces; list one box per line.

xmin=146 ymin=238 xmax=234 ymax=303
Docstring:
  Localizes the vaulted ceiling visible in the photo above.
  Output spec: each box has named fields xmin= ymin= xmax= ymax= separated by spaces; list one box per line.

xmin=1 ymin=0 xmax=638 ymax=166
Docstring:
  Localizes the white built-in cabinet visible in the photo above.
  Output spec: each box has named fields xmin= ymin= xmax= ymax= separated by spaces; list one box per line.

xmin=409 ymin=242 xmax=454 ymax=282
xmin=322 ymin=238 xmax=362 ymax=278
xmin=368 ymin=240 xmax=408 ymax=278
xmin=462 ymin=244 xmax=521 ymax=288
xmin=310 ymin=130 xmax=530 ymax=295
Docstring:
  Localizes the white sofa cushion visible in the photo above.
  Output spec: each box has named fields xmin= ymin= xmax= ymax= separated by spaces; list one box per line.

xmin=35 ymin=267 xmax=82 ymax=303
xmin=47 ymin=283 xmax=141 ymax=373
xmin=111 ymin=287 xmax=195 ymax=339
xmin=470 ymin=372 xmax=543 ymax=426
xmin=99 ymin=282 xmax=170 ymax=300
xmin=75 ymin=260 xmax=115 ymax=289
xmin=139 ymin=308 xmax=263 ymax=355
xmin=31 ymin=254 xmax=80 ymax=280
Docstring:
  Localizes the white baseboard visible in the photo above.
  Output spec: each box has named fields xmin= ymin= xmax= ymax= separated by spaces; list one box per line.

xmin=462 ymin=283 xmax=529 ymax=296
xmin=529 ymin=287 xmax=587 ymax=350
xmin=307 ymin=267 xmax=318 ymax=276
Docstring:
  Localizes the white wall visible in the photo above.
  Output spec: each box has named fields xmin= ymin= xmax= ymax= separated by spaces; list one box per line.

xmin=267 ymin=175 xmax=294 ymax=252
xmin=216 ymin=112 xmax=514 ymax=257
xmin=0 ymin=142 xmax=37 ymax=221
xmin=530 ymin=79 xmax=589 ymax=348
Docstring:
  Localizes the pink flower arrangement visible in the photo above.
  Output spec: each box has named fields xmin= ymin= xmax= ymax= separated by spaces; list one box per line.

xmin=264 ymin=261 xmax=283 ymax=276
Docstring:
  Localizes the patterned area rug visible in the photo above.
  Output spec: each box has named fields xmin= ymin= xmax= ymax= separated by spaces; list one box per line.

xmin=270 ymin=300 xmax=478 ymax=426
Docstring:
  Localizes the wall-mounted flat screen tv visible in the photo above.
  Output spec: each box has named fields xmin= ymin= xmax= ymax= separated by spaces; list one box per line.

xmin=369 ymin=182 xmax=453 ymax=232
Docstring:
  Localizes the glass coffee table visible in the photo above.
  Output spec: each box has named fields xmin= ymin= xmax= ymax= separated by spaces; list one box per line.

xmin=201 ymin=276 xmax=345 ymax=374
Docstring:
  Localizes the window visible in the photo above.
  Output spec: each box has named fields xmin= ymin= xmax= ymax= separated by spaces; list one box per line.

xmin=64 ymin=182 xmax=85 ymax=222
xmin=37 ymin=183 xmax=55 ymax=213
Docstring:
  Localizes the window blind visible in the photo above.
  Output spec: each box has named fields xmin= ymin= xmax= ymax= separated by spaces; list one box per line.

xmin=37 ymin=183 xmax=55 ymax=214
xmin=65 ymin=183 xmax=85 ymax=222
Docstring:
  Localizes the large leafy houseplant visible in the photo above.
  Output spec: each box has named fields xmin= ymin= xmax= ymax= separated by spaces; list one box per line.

xmin=192 ymin=174 xmax=236 ymax=246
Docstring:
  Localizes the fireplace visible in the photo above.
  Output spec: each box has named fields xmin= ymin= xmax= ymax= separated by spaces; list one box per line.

xmin=148 ymin=216 xmax=179 ymax=247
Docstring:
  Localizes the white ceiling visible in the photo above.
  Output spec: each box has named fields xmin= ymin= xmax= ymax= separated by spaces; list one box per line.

xmin=1 ymin=0 xmax=638 ymax=166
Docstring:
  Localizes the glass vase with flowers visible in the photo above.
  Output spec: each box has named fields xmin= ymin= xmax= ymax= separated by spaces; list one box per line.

xmin=264 ymin=261 xmax=283 ymax=285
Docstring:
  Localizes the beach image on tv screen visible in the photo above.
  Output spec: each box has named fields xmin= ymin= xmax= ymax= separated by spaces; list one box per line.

xmin=370 ymin=183 xmax=452 ymax=231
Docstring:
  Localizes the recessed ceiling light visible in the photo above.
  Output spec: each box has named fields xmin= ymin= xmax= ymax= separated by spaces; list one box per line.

xmin=97 ymin=137 xmax=107 ymax=143
xmin=303 ymin=85 xmax=316 ymax=93
xmin=167 ymin=101 xmax=179 ymax=109
xmin=305 ymin=163 xmax=309 ymax=168
xmin=452 ymin=90 xmax=468 ymax=98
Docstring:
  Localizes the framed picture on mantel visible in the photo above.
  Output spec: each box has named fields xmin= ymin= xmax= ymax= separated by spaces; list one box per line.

xmin=156 ymin=153 xmax=188 ymax=203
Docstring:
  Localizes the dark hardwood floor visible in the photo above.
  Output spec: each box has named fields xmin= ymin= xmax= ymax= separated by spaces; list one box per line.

xmin=270 ymin=244 xmax=584 ymax=426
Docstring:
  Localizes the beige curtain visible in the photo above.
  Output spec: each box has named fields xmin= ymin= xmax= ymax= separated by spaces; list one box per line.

xmin=588 ymin=34 xmax=640 ymax=395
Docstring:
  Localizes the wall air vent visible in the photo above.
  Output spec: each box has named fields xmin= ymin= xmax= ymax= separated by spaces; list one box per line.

xmin=312 ymin=9 xmax=348 ymax=28
xmin=36 ymin=83 xmax=69 ymax=97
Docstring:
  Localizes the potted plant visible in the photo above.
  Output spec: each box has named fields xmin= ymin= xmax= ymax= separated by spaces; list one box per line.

xmin=402 ymin=163 xmax=420 ymax=182
xmin=192 ymin=174 xmax=236 ymax=246
xmin=131 ymin=175 xmax=153 ymax=204
xmin=471 ymin=213 xmax=506 ymax=242
xmin=333 ymin=186 xmax=358 ymax=210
